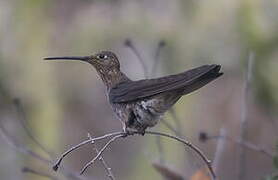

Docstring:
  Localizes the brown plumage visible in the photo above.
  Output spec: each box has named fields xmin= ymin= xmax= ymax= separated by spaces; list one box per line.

xmin=44 ymin=51 xmax=223 ymax=134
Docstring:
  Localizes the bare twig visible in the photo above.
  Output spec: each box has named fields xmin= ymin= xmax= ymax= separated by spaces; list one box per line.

xmin=53 ymin=132 xmax=122 ymax=171
xmin=124 ymin=39 xmax=148 ymax=78
xmin=80 ymin=134 xmax=124 ymax=175
xmin=13 ymin=98 xmax=53 ymax=157
xmin=237 ymin=52 xmax=254 ymax=180
xmin=22 ymin=167 xmax=58 ymax=180
xmin=88 ymin=133 xmax=115 ymax=180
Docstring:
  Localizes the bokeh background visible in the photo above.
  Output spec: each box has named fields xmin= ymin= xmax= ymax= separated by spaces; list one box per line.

xmin=0 ymin=0 xmax=278 ymax=180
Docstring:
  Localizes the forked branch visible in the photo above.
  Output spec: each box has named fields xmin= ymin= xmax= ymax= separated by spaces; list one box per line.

xmin=87 ymin=133 xmax=116 ymax=180
xmin=52 ymin=131 xmax=123 ymax=171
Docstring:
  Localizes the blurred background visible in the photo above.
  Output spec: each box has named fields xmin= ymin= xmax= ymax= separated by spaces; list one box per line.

xmin=0 ymin=0 xmax=278 ymax=180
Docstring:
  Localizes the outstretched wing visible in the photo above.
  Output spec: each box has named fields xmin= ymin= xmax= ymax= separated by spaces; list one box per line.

xmin=109 ymin=64 xmax=223 ymax=103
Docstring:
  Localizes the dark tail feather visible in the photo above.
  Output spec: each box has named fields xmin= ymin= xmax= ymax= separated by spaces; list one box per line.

xmin=181 ymin=65 xmax=223 ymax=95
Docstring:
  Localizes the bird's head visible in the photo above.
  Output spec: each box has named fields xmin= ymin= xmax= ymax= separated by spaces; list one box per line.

xmin=44 ymin=51 xmax=126 ymax=87
xmin=44 ymin=51 xmax=120 ymax=71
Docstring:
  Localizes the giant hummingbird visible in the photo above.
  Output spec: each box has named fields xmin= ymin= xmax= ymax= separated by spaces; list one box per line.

xmin=44 ymin=51 xmax=223 ymax=135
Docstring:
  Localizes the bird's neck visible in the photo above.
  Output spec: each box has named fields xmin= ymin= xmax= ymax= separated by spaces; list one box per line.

xmin=97 ymin=68 xmax=129 ymax=89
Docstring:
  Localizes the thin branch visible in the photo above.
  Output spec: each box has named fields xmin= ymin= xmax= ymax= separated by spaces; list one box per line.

xmin=151 ymin=40 xmax=166 ymax=76
xmin=212 ymin=128 xmax=227 ymax=175
xmin=237 ymin=52 xmax=254 ymax=180
xmin=88 ymin=133 xmax=115 ymax=180
xmin=80 ymin=134 xmax=124 ymax=175
xmin=13 ymin=98 xmax=54 ymax=157
xmin=0 ymin=120 xmax=51 ymax=164
xmin=22 ymin=167 xmax=58 ymax=180
xmin=228 ymin=136 xmax=273 ymax=158
xmin=199 ymin=131 xmax=274 ymax=158
xmin=124 ymin=39 xmax=148 ymax=78
xmin=155 ymin=133 xmax=165 ymax=164
xmin=53 ymin=132 xmax=122 ymax=171
xmin=215 ymin=135 xmax=273 ymax=158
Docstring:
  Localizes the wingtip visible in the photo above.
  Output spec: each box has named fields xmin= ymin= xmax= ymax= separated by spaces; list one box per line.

xmin=212 ymin=64 xmax=223 ymax=75
xmin=217 ymin=72 xmax=224 ymax=77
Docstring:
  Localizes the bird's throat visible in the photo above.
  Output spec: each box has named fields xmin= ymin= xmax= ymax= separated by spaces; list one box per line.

xmin=96 ymin=68 xmax=129 ymax=89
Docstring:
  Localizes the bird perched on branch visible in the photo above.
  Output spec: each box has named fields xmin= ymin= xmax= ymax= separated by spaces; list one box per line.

xmin=44 ymin=51 xmax=223 ymax=135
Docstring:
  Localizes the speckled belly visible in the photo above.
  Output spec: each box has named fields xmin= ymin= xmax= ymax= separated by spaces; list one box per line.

xmin=111 ymin=92 xmax=181 ymax=132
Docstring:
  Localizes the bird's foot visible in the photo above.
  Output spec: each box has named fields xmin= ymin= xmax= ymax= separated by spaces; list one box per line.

xmin=139 ymin=129 xmax=145 ymax=136
xmin=122 ymin=127 xmax=145 ymax=137
xmin=138 ymin=125 xmax=148 ymax=136
xmin=122 ymin=128 xmax=135 ymax=137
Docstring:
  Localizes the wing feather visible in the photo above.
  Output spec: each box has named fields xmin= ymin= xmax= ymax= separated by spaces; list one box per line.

xmin=109 ymin=65 xmax=222 ymax=103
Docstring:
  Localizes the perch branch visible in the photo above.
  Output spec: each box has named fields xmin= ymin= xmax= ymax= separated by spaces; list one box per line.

xmin=54 ymin=130 xmax=216 ymax=179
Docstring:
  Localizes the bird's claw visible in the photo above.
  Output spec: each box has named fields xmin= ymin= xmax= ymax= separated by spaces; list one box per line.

xmin=122 ymin=128 xmax=145 ymax=137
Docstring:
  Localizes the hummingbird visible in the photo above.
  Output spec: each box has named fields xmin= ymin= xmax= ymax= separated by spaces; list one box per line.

xmin=44 ymin=51 xmax=223 ymax=135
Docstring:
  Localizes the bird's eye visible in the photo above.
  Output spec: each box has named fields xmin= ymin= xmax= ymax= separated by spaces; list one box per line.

xmin=98 ymin=54 xmax=108 ymax=60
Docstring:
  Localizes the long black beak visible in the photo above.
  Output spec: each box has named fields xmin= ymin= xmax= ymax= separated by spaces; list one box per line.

xmin=43 ymin=56 xmax=90 ymax=61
